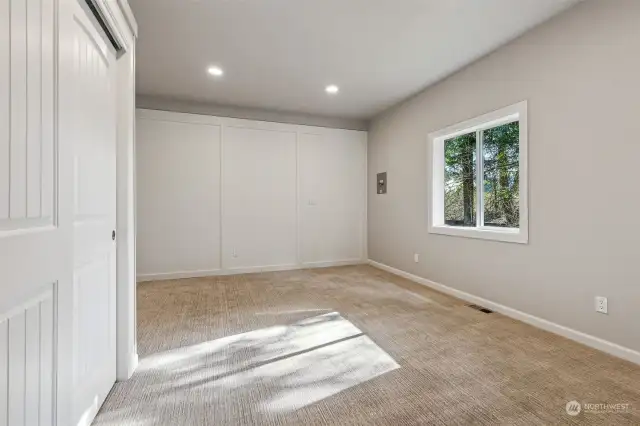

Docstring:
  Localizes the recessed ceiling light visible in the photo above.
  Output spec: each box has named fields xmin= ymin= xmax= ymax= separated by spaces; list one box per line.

xmin=207 ymin=66 xmax=224 ymax=77
xmin=325 ymin=85 xmax=339 ymax=94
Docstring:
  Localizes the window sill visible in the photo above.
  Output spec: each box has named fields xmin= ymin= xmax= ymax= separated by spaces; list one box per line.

xmin=428 ymin=225 xmax=528 ymax=244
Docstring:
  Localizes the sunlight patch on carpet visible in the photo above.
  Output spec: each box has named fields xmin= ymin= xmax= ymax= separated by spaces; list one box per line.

xmin=135 ymin=312 xmax=399 ymax=414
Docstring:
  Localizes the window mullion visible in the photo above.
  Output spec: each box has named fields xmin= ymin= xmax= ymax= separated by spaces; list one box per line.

xmin=476 ymin=130 xmax=484 ymax=229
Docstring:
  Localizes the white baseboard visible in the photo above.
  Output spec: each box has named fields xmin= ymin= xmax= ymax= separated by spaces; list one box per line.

xmin=137 ymin=269 xmax=225 ymax=282
xmin=368 ymin=259 xmax=640 ymax=366
xmin=125 ymin=353 xmax=138 ymax=380
xmin=131 ymin=352 xmax=139 ymax=373
xmin=116 ymin=351 xmax=138 ymax=381
xmin=137 ymin=260 xmax=366 ymax=282
xmin=301 ymin=259 xmax=365 ymax=269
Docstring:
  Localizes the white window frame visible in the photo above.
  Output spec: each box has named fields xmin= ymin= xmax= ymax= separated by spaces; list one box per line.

xmin=427 ymin=101 xmax=528 ymax=244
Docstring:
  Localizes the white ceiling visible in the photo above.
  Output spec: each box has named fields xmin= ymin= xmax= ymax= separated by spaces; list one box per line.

xmin=130 ymin=0 xmax=581 ymax=120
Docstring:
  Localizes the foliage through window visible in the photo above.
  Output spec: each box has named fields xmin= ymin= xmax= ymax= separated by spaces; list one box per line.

xmin=482 ymin=122 xmax=519 ymax=228
xmin=444 ymin=122 xmax=519 ymax=228
xmin=429 ymin=101 xmax=527 ymax=243
xmin=444 ymin=132 xmax=477 ymax=227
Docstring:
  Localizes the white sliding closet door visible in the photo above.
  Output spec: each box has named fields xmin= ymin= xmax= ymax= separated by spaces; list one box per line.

xmin=0 ymin=0 xmax=57 ymax=425
xmin=223 ymin=126 xmax=297 ymax=270
xmin=63 ymin=1 xmax=118 ymax=424
xmin=299 ymin=131 xmax=367 ymax=265
xmin=1 ymin=0 xmax=135 ymax=425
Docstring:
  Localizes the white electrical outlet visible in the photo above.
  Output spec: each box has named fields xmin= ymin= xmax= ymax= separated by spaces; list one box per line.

xmin=414 ymin=253 xmax=419 ymax=263
xmin=595 ymin=296 xmax=608 ymax=314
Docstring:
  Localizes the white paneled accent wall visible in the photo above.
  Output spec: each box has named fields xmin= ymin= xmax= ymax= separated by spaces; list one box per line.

xmin=0 ymin=0 xmax=56 ymax=231
xmin=223 ymin=126 xmax=298 ymax=270
xmin=136 ymin=109 xmax=367 ymax=280
xmin=137 ymin=119 xmax=222 ymax=275
xmin=299 ymin=132 xmax=366 ymax=266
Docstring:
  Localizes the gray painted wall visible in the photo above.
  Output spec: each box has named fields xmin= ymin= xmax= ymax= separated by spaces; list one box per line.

xmin=136 ymin=95 xmax=369 ymax=131
xmin=368 ymin=0 xmax=640 ymax=352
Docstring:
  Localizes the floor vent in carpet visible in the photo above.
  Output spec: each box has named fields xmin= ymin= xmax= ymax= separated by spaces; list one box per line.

xmin=467 ymin=304 xmax=493 ymax=314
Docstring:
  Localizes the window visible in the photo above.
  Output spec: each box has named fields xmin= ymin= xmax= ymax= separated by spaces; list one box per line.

xmin=428 ymin=101 xmax=528 ymax=243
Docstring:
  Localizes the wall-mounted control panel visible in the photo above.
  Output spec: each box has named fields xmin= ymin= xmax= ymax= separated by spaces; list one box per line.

xmin=377 ymin=172 xmax=387 ymax=194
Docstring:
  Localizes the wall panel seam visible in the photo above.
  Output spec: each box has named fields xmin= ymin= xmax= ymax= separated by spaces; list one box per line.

xmin=38 ymin=0 xmax=43 ymax=219
xmin=7 ymin=0 xmax=12 ymax=218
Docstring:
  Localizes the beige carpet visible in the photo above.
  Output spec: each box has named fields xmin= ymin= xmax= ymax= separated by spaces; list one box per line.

xmin=94 ymin=266 xmax=640 ymax=425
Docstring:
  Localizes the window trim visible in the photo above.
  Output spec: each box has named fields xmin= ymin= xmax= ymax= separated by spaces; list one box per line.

xmin=427 ymin=101 xmax=528 ymax=244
